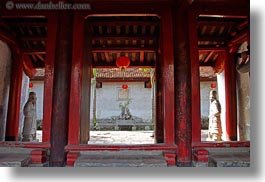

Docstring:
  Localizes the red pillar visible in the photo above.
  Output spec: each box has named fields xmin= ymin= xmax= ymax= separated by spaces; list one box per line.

xmin=5 ymin=50 xmax=23 ymax=141
xmin=155 ymin=57 xmax=164 ymax=143
xmin=174 ymin=1 xmax=192 ymax=166
xmin=224 ymin=52 xmax=237 ymax=141
xmin=42 ymin=13 xmax=58 ymax=143
xmin=160 ymin=8 xmax=175 ymax=145
xmin=50 ymin=11 xmax=73 ymax=167
xmin=80 ymin=22 xmax=92 ymax=144
xmin=189 ymin=8 xmax=201 ymax=143
xmin=68 ymin=13 xmax=85 ymax=145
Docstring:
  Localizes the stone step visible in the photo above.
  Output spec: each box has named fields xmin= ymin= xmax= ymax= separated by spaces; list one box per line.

xmin=75 ymin=150 xmax=167 ymax=167
xmin=0 ymin=153 xmax=30 ymax=167
xmin=208 ymin=152 xmax=250 ymax=167
xmin=207 ymin=148 xmax=250 ymax=167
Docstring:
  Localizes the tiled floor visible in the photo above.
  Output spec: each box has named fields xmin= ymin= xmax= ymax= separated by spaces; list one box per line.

xmin=37 ymin=130 xmax=209 ymax=144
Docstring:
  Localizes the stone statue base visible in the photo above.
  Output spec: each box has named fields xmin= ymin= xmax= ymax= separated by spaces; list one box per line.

xmin=22 ymin=133 xmax=37 ymax=142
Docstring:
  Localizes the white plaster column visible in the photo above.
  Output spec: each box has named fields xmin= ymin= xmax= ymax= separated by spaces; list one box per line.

xmin=18 ymin=71 xmax=30 ymax=140
xmin=217 ymin=72 xmax=227 ymax=141
xmin=0 ymin=40 xmax=12 ymax=141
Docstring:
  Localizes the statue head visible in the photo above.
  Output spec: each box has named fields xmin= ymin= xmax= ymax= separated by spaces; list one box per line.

xmin=28 ymin=92 xmax=37 ymax=103
xmin=209 ymin=90 xmax=217 ymax=101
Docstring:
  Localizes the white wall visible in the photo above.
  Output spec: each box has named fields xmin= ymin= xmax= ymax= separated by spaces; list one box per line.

xmin=91 ymin=82 xmax=152 ymax=122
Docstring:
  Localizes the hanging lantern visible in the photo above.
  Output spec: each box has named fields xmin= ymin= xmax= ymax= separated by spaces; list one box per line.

xmin=122 ymin=84 xmax=128 ymax=90
xmin=116 ymin=56 xmax=130 ymax=71
xmin=210 ymin=83 xmax=216 ymax=89
xmin=29 ymin=82 xmax=34 ymax=89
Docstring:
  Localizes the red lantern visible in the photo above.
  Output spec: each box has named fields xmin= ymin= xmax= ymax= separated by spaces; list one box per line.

xmin=122 ymin=84 xmax=128 ymax=90
xmin=29 ymin=82 xmax=34 ymax=89
xmin=210 ymin=83 xmax=216 ymax=89
xmin=116 ymin=56 xmax=130 ymax=71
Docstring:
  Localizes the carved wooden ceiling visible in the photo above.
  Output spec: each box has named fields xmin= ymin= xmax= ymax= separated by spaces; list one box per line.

xmin=0 ymin=17 xmax=47 ymax=68
xmin=197 ymin=16 xmax=249 ymax=67
xmin=0 ymin=5 xmax=249 ymax=79
xmin=87 ymin=16 xmax=159 ymax=68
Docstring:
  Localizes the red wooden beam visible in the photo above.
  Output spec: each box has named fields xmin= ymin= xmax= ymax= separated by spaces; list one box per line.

xmin=92 ymin=60 xmax=155 ymax=67
xmin=140 ymin=51 xmax=144 ymax=62
xmin=193 ymin=0 xmax=249 ymax=19
xmin=36 ymin=54 xmax=45 ymax=62
xmin=237 ymin=20 xmax=248 ymax=30
xmin=31 ymin=54 xmax=37 ymax=62
xmin=65 ymin=144 xmax=177 ymax=151
xmin=0 ymin=141 xmax=50 ymax=149
xmin=197 ymin=20 xmax=236 ymax=27
xmin=192 ymin=141 xmax=250 ymax=148
xmin=228 ymin=29 xmax=248 ymax=46
xmin=23 ymin=48 xmax=46 ymax=54
xmin=89 ymin=21 xmax=159 ymax=27
xmin=203 ymin=51 xmax=214 ymax=63
xmin=199 ymin=14 xmax=247 ymax=19
xmin=22 ymin=54 xmax=37 ymax=78
xmin=97 ymin=78 xmax=150 ymax=82
xmin=7 ymin=22 xmax=47 ymax=27
xmin=92 ymin=35 xmax=157 ymax=41
xmin=198 ymin=46 xmax=226 ymax=51
xmin=104 ymin=52 xmax=110 ymax=62
xmin=0 ymin=8 xmax=51 ymax=19
xmin=198 ymin=36 xmax=227 ymax=42
xmin=91 ymin=47 xmax=156 ymax=53
xmin=93 ymin=65 xmax=154 ymax=69
xmin=200 ymin=77 xmax=217 ymax=82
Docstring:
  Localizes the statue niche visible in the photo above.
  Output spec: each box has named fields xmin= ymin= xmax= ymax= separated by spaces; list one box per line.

xmin=118 ymin=99 xmax=132 ymax=120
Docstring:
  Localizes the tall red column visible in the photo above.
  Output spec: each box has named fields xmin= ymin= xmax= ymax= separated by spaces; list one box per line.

xmin=155 ymin=55 xmax=164 ymax=143
xmin=50 ymin=11 xmax=73 ymax=167
xmin=189 ymin=8 xmax=201 ymax=143
xmin=174 ymin=1 xmax=192 ymax=166
xmin=80 ymin=22 xmax=92 ymax=144
xmin=160 ymin=8 xmax=175 ymax=145
xmin=5 ymin=50 xmax=23 ymax=141
xmin=68 ymin=13 xmax=85 ymax=145
xmin=42 ymin=13 xmax=57 ymax=143
xmin=224 ymin=52 xmax=237 ymax=141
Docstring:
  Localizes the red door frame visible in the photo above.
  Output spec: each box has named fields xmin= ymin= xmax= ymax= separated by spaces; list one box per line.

xmin=67 ymin=8 xmax=176 ymax=146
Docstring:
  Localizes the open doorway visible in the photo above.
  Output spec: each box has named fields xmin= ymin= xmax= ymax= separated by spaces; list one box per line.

xmin=89 ymin=68 xmax=155 ymax=144
xmin=85 ymin=16 xmax=159 ymax=144
xmin=197 ymin=16 xmax=250 ymax=142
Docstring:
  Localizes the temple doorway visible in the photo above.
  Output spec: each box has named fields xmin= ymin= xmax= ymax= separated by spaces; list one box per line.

xmin=85 ymin=16 xmax=159 ymax=144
